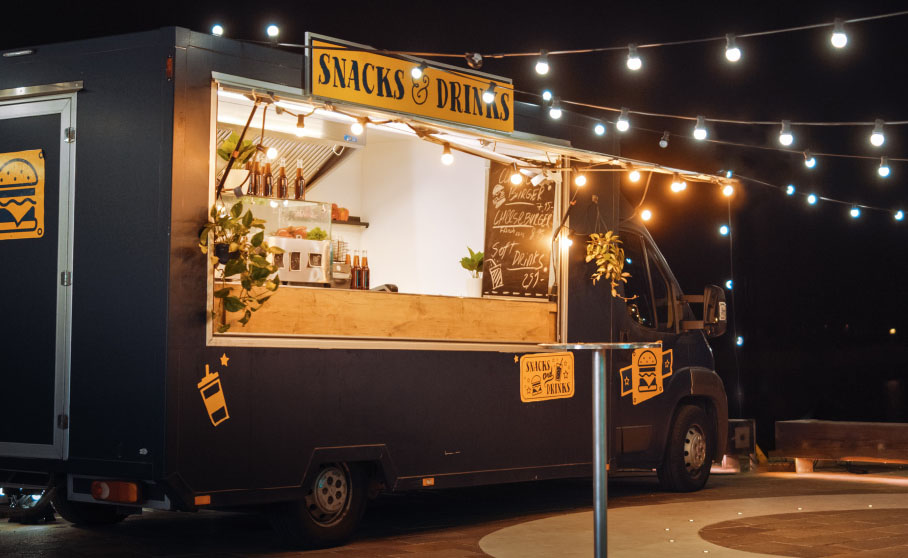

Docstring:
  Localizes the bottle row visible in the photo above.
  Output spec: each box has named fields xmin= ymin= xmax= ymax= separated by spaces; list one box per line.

xmin=347 ymin=250 xmax=370 ymax=290
xmin=244 ymin=157 xmax=306 ymax=200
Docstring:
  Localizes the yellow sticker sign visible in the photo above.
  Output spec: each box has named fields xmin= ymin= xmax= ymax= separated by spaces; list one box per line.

xmin=0 ymin=149 xmax=44 ymax=240
xmin=619 ymin=348 xmax=673 ymax=405
xmin=198 ymin=364 xmax=230 ymax=427
xmin=310 ymin=38 xmax=514 ymax=133
xmin=520 ymin=352 xmax=574 ymax=403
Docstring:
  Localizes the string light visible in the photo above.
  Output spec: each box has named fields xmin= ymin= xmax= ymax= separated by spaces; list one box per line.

xmin=659 ymin=131 xmax=670 ymax=148
xmin=266 ymin=24 xmax=280 ymax=39
xmin=441 ymin=143 xmax=454 ymax=165
xmin=266 ymin=147 xmax=278 ymax=160
xmin=725 ymin=279 xmax=733 ymax=289
xmin=850 ymin=206 xmax=861 ymax=218
xmin=510 ymin=164 xmax=523 ymax=185
xmin=626 ymin=44 xmax=642 ymax=71
xmin=641 ymin=209 xmax=652 ymax=221
xmin=807 ymin=193 xmax=818 ymax=205
xmin=350 ymin=119 xmax=365 ymax=136
xmin=594 ymin=122 xmax=606 ymax=136
xmin=411 ymin=63 xmax=427 ymax=80
xmin=786 ymin=184 xmax=796 ymax=195
xmin=804 ymin=151 xmax=817 ymax=169
xmin=726 ymin=170 xmax=734 ymax=178
xmin=670 ymin=173 xmax=687 ymax=192
xmin=870 ymin=119 xmax=885 ymax=146
xmin=482 ymin=82 xmax=496 ymax=104
xmin=831 ymin=18 xmax=848 ymax=48
xmin=549 ymin=98 xmax=563 ymax=119
xmin=541 ymin=89 xmax=553 ymax=103
xmin=895 ymin=210 xmax=905 ymax=221
xmin=535 ymin=50 xmax=549 ymax=75
xmin=779 ymin=120 xmax=794 ymax=146
xmin=719 ymin=224 xmax=729 ymax=236
xmin=211 ymin=24 xmax=224 ymax=37
xmin=616 ymin=108 xmax=630 ymax=132
xmin=629 ymin=170 xmax=641 ymax=182
xmin=725 ymin=33 xmax=742 ymax=62
xmin=879 ymin=156 xmax=890 ymax=177
xmin=693 ymin=116 xmax=708 ymax=140
xmin=575 ymin=173 xmax=588 ymax=186
xmin=722 ymin=184 xmax=735 ymax=197
xmin=736 ymin=336 xmax=744 ymax=346
xmin=296 ymin=114 xmax=306 ymax=129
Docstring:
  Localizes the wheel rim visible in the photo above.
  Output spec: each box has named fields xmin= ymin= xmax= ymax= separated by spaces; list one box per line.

xmin=305 ymin=464 xmax=351 ymax=527
xmin=683 ymin=424 xmax=707 ymax=473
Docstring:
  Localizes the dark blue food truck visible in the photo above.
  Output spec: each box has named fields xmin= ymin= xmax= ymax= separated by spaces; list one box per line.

xmin=0 ymin=28 xmax=728 ymax=546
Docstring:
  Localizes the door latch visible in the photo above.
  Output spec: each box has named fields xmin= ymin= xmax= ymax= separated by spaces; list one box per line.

xmin=64 ymin=127 xmax=76 ymax=143
xmin=61 ymin=271 xmax=72 ymax=286
xmin=57 ymin=414 xmax=69 ymax=430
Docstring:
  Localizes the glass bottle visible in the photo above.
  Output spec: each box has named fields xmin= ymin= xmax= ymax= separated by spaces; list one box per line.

xmin=250 ymin=158 xmax=263 ymax=196
xmin=277 ymin=158 xmax=288 ymax=199
xmin=262 ymin=162 xmax=273 ymax=197
xmin=351 ymin=250 xmax=361 ymax=289
xmin=294 ymin=159 xmax=306 ymax=200
xmin=362 ymin=250 xmax=370 ymax=290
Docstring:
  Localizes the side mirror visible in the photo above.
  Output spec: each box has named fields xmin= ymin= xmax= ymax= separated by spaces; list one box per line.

xmin=681 ymin=285 xmax=727 ymax=338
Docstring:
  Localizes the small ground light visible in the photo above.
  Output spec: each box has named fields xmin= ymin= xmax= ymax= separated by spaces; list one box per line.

xmin=594 ymin=122 xmax=606 ymax=136
xmin=719 ymin=224 xmax=729 ymax=236
xmin=641 ymin=209 xmax=652 ymax=221
xmin=895 ymin=210 xmax=904 ymax=221
xmin=725 ymin=279 xmax=733 ymax=289
xmin=786 ymin=184 xmax=796 ymax=195
xmin=211 ymin=24 xmax=224 ymax=36
xmin=850 ymin=206 xmax=861 ymax=218
xmin=629 ymin=170 xmax=641 ymax=182
xmin=736 ymin=336 xmax=744 ymax=346
xmin=807 ymin=193 xmax=818 ymax=205
xmin=266 ymin=24 xmax=279 ymax=38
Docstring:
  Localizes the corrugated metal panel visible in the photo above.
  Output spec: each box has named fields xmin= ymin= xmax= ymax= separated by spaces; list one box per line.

xmin=216 ymin=128 xmax=343 ymax=184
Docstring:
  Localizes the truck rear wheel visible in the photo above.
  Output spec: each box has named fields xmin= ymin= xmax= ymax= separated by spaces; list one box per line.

xmin=268 ymin=462 xmax=368 ymax=548
xmin=657 ymin=404 xmax=715 ymax=492
xmin=50 ymin=488 xmax=128 ymax=526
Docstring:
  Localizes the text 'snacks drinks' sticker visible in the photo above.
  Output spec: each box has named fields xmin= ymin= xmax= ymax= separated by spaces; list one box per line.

xmin=520 ymin=352 xmax=574 ymax=403
xmin=0 ymin=149 xmax=44 ymax=240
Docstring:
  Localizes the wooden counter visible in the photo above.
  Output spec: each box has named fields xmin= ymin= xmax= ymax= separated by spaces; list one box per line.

xmin=217 ymin=286 xmax=557 ymax=343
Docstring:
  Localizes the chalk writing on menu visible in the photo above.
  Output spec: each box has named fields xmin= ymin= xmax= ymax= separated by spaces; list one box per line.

xmin=482 ymin=162 xmax=555 ymax=298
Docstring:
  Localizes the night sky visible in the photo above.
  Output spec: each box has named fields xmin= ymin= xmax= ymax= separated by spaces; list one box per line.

xmin=4 ymin=0 xmax=907 ymax=448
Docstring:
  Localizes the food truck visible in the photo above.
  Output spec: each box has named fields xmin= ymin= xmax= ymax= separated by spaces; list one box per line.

xmin=0 ymin=28 xmax=729 ymax=546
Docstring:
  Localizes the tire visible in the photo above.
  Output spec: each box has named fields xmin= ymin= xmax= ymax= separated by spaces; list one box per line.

xmin=267 ymin=462 xmax=368 ymax=549
xmin=50 ymin=487 xmax=128 ymax=526
xmin=657 ymin=404 xmax=715 ymax=492
xmin=4 ymin=488 xmax=55 ymax=524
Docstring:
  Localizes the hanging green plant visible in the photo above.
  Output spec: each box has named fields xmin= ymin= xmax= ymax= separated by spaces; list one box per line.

xmin=216 ymin=132 xmax=257 ymax=165
xmin=460 ymin=246 xmax=484 ymax=279
xmin=585 ymin=231 xmax=633 ymax=299
xmin=199 ymin=200 xmax=283 ymax=332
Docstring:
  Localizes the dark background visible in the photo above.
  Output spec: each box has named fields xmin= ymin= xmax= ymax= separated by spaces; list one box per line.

xmin=4 ymin=0 xmax=906 ymax=450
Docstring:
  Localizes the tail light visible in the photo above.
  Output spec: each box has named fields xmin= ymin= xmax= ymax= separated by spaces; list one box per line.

xmin=90 ymin=480 xmax=141 ymax=504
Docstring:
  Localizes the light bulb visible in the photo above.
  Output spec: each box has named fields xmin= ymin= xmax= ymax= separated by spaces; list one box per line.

xmin=549 ymin=98 xmax=562 ymax=119
xmin=541 ymin=89 xmax=553 ymax=103
xmin=725 ymin=279 xmax=733 ymax=289
xmin=411 ymin=63 xmax=427 ymax=80
xmin=719 ymin=224 xmax=729 ymax=236
xmin=804 ymin=151 xmax=816 ymax=169
xmin=807 ymin=193 xmax=818 ymax=205
xmin=594 ymin=122 xmax=606 ymax=136
xmin=296 ymin=114 xmax=306 ymax=129
xmin=693 ymin=115 xmax=707 ymax=140
xmin=269 ymin=200 xmax=279 ymax=208
xmin=640 ymin=209 xmax=652 ymax=221
xmin=879 ymin=156 xmax=890 ymax=177
xmin=726 ymin=170 xmax=733 ymax=178
xmin=564 ymin=237 xmax=573 ymax=247
xmin=725 ymin=34 xmax=741 ymax=62
xmin=535 ymin=50 xmax=549 ymax=75
xmin=670 ymin=175 xmax=687 ymax=193
xmin=266 ymin=24 xmax=280 ymax=38
xmin=626 ymin=44 xmax=642 ymax=71
xmin=482 ymin=82 xmax=496 ymax=104
xmin=629 ymin=170 xmax=641 ymax=182
xmin=779 ymin=120 xmax=793 ymax=146
xmin=616 ymin=108 xmax=630 ymax=132
xmin=831 ymin=18 xmax=847 ymax=49
xmin=266 ymin=147 xmax=278 ymax=160
xmin=510 ymin=165 xmax=523 ymax=185
xmin=659 ymin=131 xmax=670 ymax=148
xmin=350 ymin=120 xmax=365 ymax=135
xmin=722 ymin=184 xmax=734 ymax=197
xmin=786 ymin=184 xmax=796 ymax=195
xmin=441 ymin=144 xmax=454 ymax=166
xmin=574 ymin=174 xmax=587 ymax=187
xmin=736 ymin=336 xmax=744 ymax=346
xmin=850 ymin=206 xmax=861 ymax=218
xmin=211 ymin=24 xmax=224 ymax=37
xmin=895 ymin=210 xmax=904 ymax=221
xmin=871 ymin=119 xmax=885 ymax=147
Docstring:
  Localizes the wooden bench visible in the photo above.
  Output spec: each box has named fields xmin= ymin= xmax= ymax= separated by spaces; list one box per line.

xmin=774 ymin=420 xmax=908 ymax=473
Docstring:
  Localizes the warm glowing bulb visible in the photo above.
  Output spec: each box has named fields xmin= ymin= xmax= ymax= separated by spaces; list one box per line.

xmin=641 ymin=209 xmax=652 ymax=221
xmin=594 ymin=122 xmax=606 ymax=136
xmin=693 ymin=116 xmax=707 ymax=140
xmin=779 ymin=121 xmax=793 ymax=146
xmin=266 ymin=24 xmax=280 ymax=38
xmin=670 ymin=175 xmax=687 ymax=192
xmin=482 ymin=83 xmax=496 ymax=104
xmin=725 ymin=34 xmax=741 ymax=62
xmin=564 ymin=237 xmax=573 ymax=247
xmin=535 ymin=51 xmax=549 ymax=75
xmin=629 ymin=170 xmax=641 ymax=182
xmin=722 ymin=185 xmax=734 ymax=197
xmin=411 ymin=64 xmax=425 ymax=80
xmin=831 ymin=19 xmax=847 ymax=48
xmin=891 ymin=328 xmax=898 ymax=335
xmin=549 ymin=98 xmax=562 ymax=119
xmin=807 ymin=193 xmax=818 ymax=205
xmin=351 ymin=121 xmax=364 ymax=135
xmin=616 ymin=108 xmax=630 ymax=132
xmin=441 ymin=144 xmax=454 ymax=166
xmin=879 ymin=157 xmax=890 ymax=177
xmin=266 ymin=147 xmax=278 ymax=160
xmin=211 ymin=24 xmax=224 ymax=36
xmin=574 ymin=174 xmax=587 ymax=187
xmin=871 ymin=132 xmax=885 ymax=147
xmin=626 ymin=44 xmax=642 ymax=71
xmin=510 ymin=170 xmax=523 ymax=185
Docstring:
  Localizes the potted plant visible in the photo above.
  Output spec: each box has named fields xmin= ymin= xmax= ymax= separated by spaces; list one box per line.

xmin=216 ymin=132 xmax=258 ymax=191
xmin=585 ymin=231 xmax=632 ymax=299
xmin=460 ymin=246 xmax=484 ymax=298
xmin=199 ymin=200 xmax=283 ymax=332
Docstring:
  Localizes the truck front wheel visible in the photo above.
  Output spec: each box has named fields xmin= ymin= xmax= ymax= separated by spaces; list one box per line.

xmin=657 ymin=404 xmax=715 ymax=492
xmin=268 ymin=462 xmax=368 ymax=548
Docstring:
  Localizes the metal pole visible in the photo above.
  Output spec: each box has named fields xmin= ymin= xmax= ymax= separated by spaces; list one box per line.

xmin=592 ymin=348 xmax=607 ymax=557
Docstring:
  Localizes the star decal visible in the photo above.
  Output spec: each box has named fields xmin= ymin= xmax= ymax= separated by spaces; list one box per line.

xmin=514 ymin=355 xmax=519 ymax=363
xmin=220 ymin=353 xmax=230 ymax=367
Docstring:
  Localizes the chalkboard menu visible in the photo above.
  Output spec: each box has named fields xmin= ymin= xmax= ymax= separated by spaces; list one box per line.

xmin=482 ymin=162 xmax=556 ymax=298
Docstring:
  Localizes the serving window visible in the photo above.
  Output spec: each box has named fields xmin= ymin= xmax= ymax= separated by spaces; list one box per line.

xmin=209 ymin=83 xmax=561 ymax=345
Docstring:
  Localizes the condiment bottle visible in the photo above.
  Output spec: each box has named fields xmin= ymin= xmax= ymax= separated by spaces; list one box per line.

xmin=277 ymin=158 xmax=288 ymax=199
xmin=251 ymin=159 xmax=263 ymax=196
xmin=362 ymin=250 xmax=370 ymax=290
xmin=262 ymin=162 xmax=274 ymax=197
xmin=351 ymin=250 xmax=361 ymax=289
xmin=294 ymin=159 xmax=306 ymax=200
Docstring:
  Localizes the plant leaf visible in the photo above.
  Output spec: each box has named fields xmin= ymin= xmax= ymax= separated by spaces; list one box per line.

xmin=223 ymin=296 xmax=244 ymax=313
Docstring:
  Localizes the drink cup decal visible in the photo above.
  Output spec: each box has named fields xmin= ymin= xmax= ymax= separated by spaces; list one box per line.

xmin=198 ymin=360 xmax=230 ymax=427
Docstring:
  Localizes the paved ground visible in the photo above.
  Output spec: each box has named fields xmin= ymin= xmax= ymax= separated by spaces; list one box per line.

xmin=3 ymin=466 xmax=908 ymax=557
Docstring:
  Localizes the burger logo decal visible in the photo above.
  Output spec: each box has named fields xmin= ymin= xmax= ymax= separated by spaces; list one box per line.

xmin=619 ymin=347 xmax=673 ymax=405
xmin=0 ymin=149 xmax=44 ymax=240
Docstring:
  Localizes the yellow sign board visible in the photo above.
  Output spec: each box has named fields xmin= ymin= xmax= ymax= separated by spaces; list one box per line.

xmin=0 ymin=149 xmax=44 ymax=240
xmin=520 ymin=352 xmax=574 ymax=403
xmin=619 ymin=349 xmax=674 ymax=405
xmin=310 ymin=38 xmax=514 ymax=133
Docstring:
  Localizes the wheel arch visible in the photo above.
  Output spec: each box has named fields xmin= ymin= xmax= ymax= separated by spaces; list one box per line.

xmin=301 ymin=445 xmax=398 ymax=493
xmin=660 ymin=367 xmax=728 ymax=461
